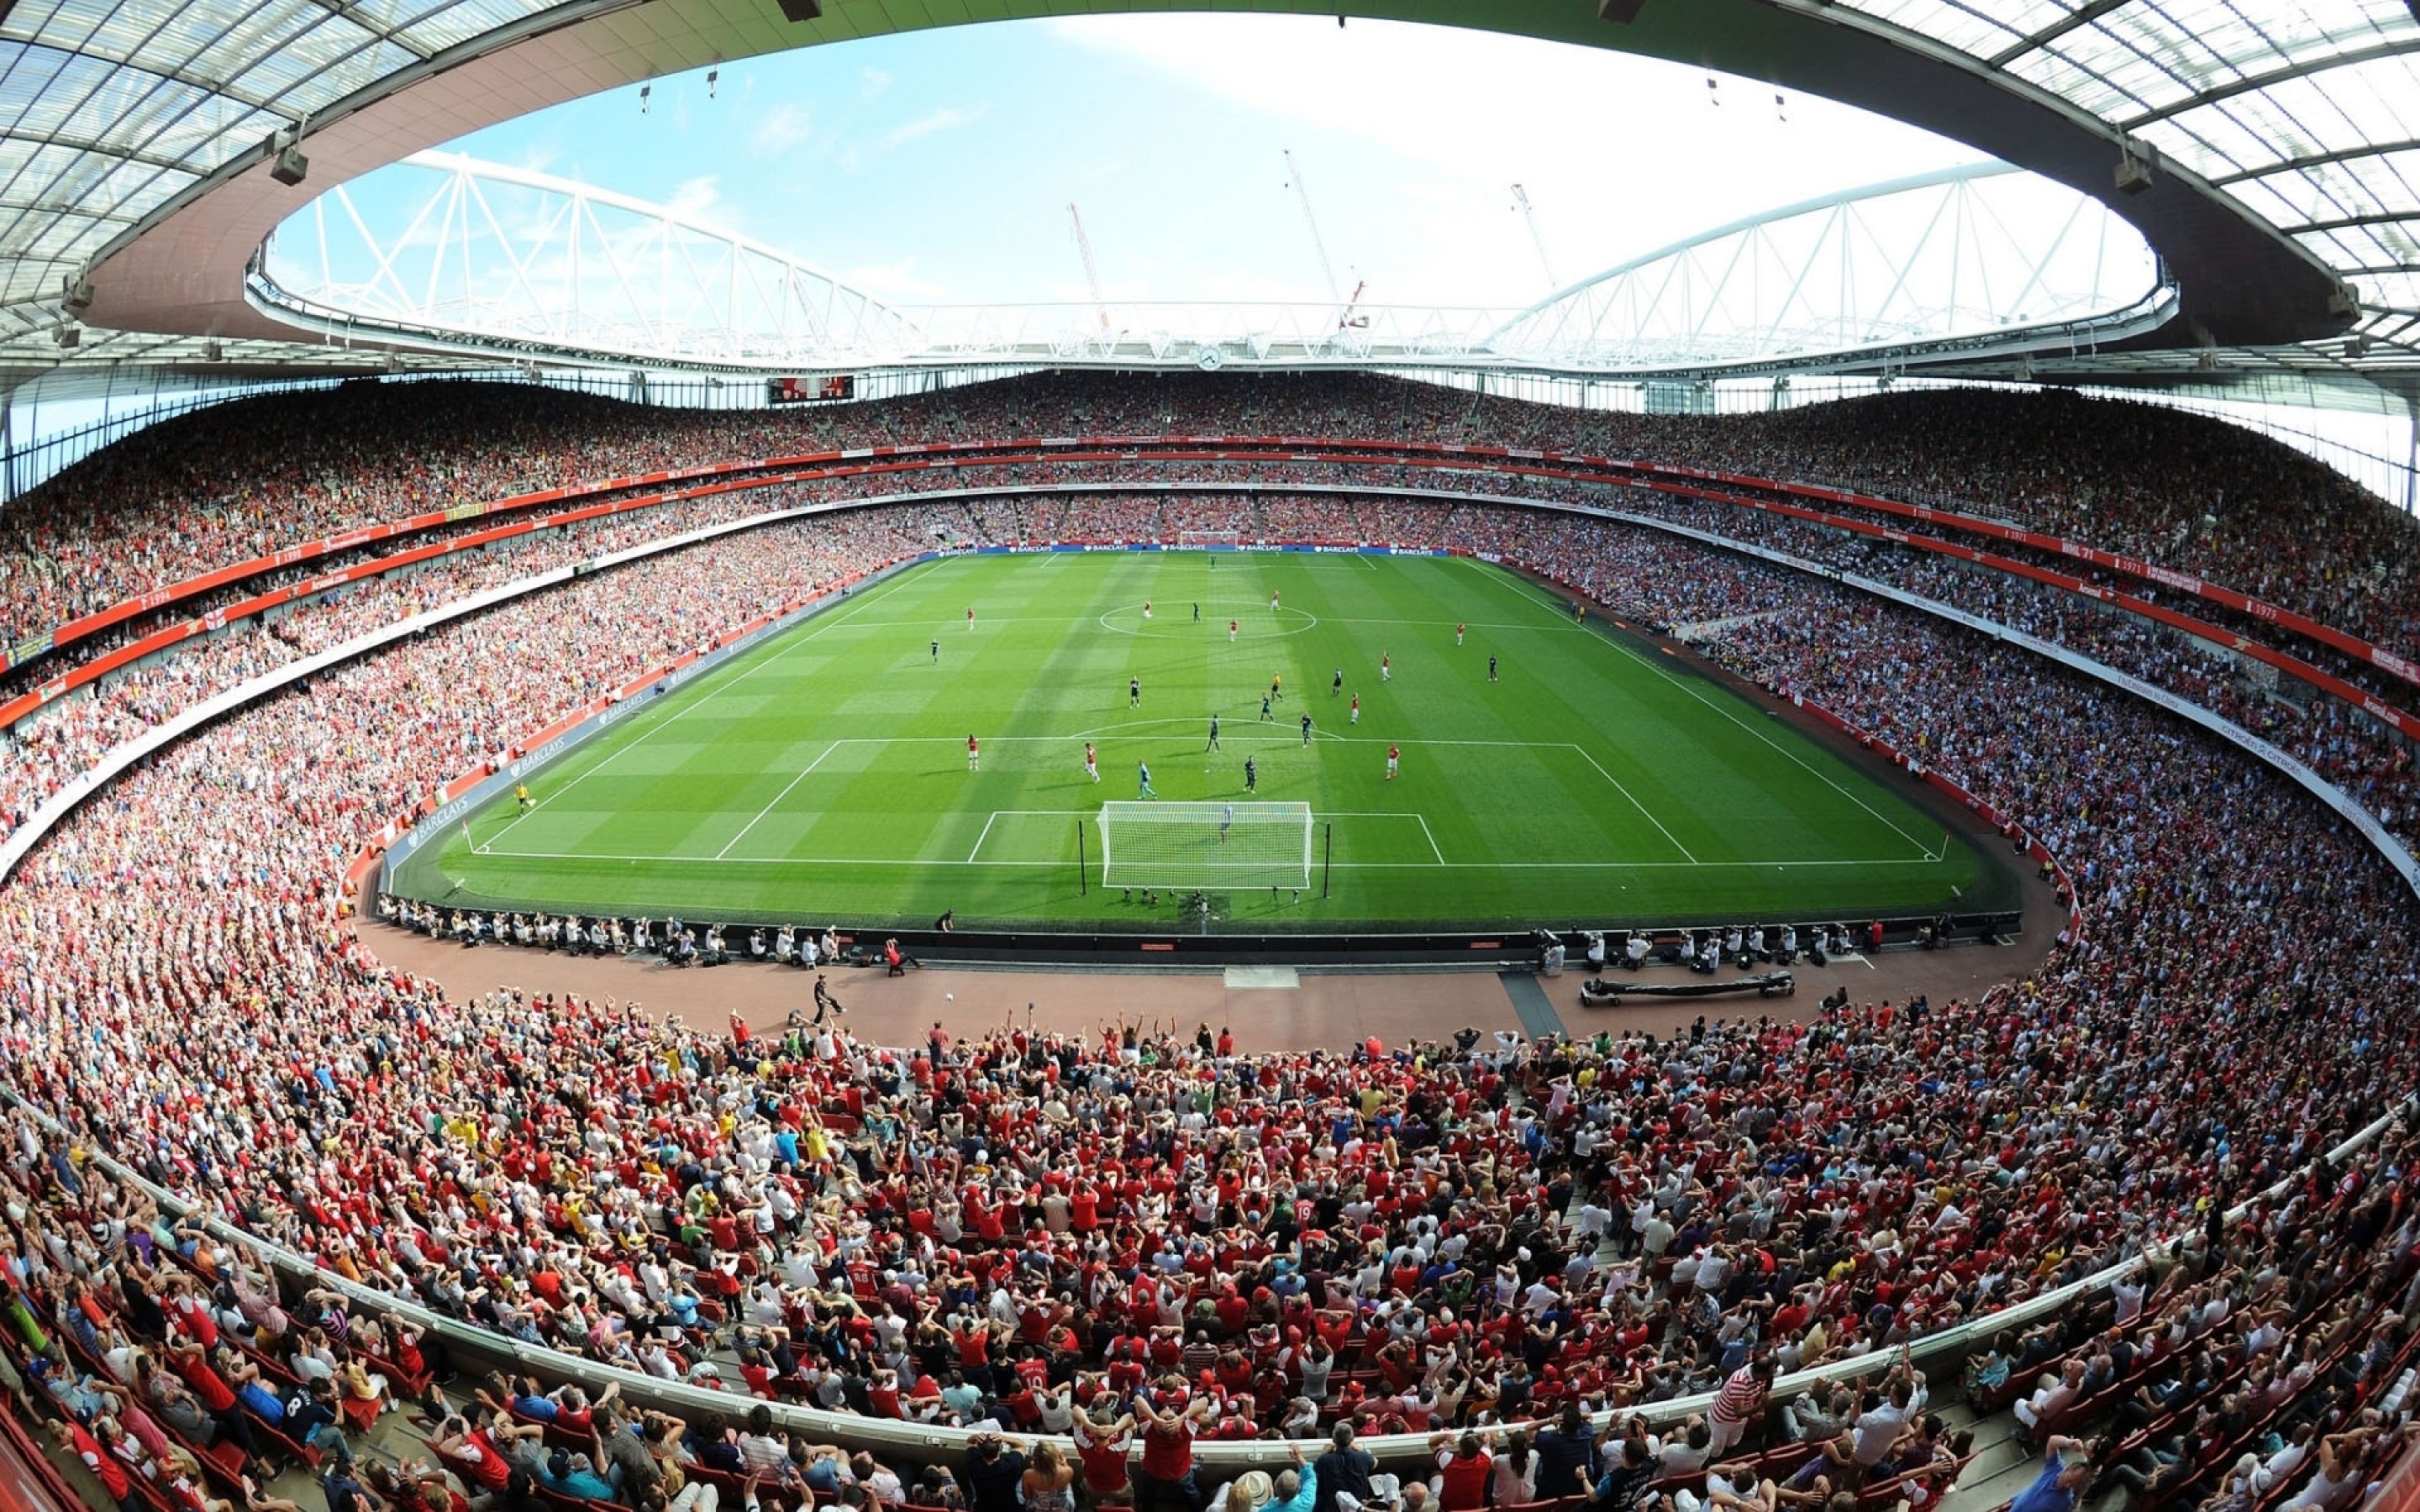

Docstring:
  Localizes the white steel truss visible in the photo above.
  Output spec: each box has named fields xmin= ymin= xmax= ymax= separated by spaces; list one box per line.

xmin=260 ymin=150 xmax=923 ymax=368
xmin=896 ymin=301 xmax=1519 ymax=367
xmin=1488 ymin=163 xmax=2170 ymax=370
xmin=255 ymin=155 xmax=2171 ymax=380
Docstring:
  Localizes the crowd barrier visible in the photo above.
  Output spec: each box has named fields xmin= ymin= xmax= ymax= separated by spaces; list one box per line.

xmin=20 ymin=470 xmax=2402 ymax=921
xmin=5 ymin=477 xmax=2417 ymax=1473
xmin=5 ymin=1071 xmax=2405 ymax=1478
xmin=10 ymin=433 xmax=2413 ymax=753
xmin=1622 ymin=480 xmax=2420 ymax=743
xmin=1589 ymin=503 xmax=2420 ymax=904
xmin=380 ymin=917 xmax=2022 ymax=968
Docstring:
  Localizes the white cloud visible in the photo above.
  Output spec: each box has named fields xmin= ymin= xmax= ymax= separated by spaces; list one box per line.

xmin=393 ymin=13 xmax=2093 ymax=321
xmin=664 ymin=175 xmax=739 ymax=235
xmin=881 ymin=104 xmax=988 ymax=150
xmin=1044 ymin=13 xmax=1992 ymax=301
xmin=752 ymin=102 xmax=813 ymax=155
xmin=844 ymin=259 xmax=951 ymax=301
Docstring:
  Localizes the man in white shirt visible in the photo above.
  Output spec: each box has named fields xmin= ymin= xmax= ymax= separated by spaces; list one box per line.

xmin=2013 ymin=1360 xmax=2086 ymax=1433
xmin=1851 ymin=1381 xmax=1912 ymax=1468
xmin=1576 ymin=1201 xmax=1612 ymax=1242
xmin=2259 ymin=1425 xmax=2314 ymax=1491
xmin=1640 ymin=1212 xmax=1677 ymax=1261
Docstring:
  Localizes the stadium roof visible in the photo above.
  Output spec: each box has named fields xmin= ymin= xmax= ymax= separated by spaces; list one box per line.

xmin=0 ymin=0 xmax=2415 ymax=402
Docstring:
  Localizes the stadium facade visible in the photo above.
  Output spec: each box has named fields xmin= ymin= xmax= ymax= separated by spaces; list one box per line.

xmin=0 ymin=0 xmax=2416 ymax=503
xmin=7 ymin=7 xmax=2420 ymax=1512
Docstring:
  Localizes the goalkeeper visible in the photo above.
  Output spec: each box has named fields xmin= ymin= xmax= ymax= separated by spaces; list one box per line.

xmin=1138 ymin=761 xmax=1157 ymax=800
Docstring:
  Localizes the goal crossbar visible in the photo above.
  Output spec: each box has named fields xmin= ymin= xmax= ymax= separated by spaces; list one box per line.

xmin=1097 ymin=801 xmax=1312 ymax=888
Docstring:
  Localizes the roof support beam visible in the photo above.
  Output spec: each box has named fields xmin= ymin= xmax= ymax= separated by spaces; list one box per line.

xmin=76 ymin=0 xmax=2363 ymax=355
xmin=0 ymin=129 xmax=201 ymax=179
xmin=2119 ymin=39 xmax=2420 ymax=131
xmin=2209 ymin=138 xmax=2420 ymax=187
xmin=1986 ymin=0 xmax=2133 ymax=70
xmin=2291 ymin=211 xmax=2420 ymax=235
xmin=0 ymin=199 xmax=143 ymax=224
xmin=2 ymin=37 xmax=290 ymax=121
xmin=296 ymin=0 xmax=437 ymax=64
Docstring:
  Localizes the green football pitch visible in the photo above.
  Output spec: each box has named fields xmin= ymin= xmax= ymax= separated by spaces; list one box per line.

xmin=396 ymin=550 xmax=2002 ymax=931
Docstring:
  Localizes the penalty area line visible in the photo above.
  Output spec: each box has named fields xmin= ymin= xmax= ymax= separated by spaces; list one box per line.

xmin=471 ymin=847 xmax=1943 ymax=871
xmin=487 ymin=570 xmax=921 ymax=846
xmin=715 ymin=742 xmax=839 ymax=861
xmin=1565 ymin=744 xmax=1699 ymax=864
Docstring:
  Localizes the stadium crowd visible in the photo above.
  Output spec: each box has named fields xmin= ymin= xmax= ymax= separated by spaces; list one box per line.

xmin=5 ymin=374 xmax=2416 ymax=675
xmin=1574 ymin=494 xmax=2420 ymax=862
xmin=0 ymin=480 xmax=915 ymax=848
xmin=0 ymin=381 xmax=2417 ymax=1512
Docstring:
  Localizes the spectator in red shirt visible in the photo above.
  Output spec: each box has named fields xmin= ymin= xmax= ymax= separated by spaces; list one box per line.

xmin=164 ymin=1338 xmax=260 ymax=1458
xmin=1430 ymin=1431 xmax=1495 ymax=1512
xmin=50 ymin=1418 xmax=136 ymax=1512
xmin=1073 ymin=1403 xmax=1139 ymax=1505
xmin=1132 ymin=1383 xmax=1214 ymax=1512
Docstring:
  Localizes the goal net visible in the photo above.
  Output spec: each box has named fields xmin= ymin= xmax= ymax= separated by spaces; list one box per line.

xmin=1175 ymin=529 xmax=1246 ymax=549
xmin=1097 ymin=801 xmax=1313 ymax=889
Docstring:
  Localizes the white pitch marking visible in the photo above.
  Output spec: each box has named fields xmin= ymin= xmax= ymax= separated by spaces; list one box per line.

xmin=965 ymin=810 xmax=1002 ymax=864
xmin=715 ymin=742 xmax=838 ymax=860
xmin=1653 ymin=676 xmax=1939 ymax=859
xmin=1486 ymin=559 xmax=1939 ymax=861
xmin=1465 ymin=555 xmax=1939 ymax=861
xmin=1565 ymin=744 xmax=1699 ymax=864
xmin=1415 ymin=812 xmax=1445 ymax=864
xmin=480 ymin=570 xmax=919 ymax=845
xmin=836 ymin=613 xmax=1541 ymax=632
xmin=479 ymin=845 xmax=1941 ymax=871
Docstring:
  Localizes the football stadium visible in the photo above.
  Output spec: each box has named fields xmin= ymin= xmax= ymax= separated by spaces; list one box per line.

xmin=2 ymin=5 xmax=2420 ymax=1512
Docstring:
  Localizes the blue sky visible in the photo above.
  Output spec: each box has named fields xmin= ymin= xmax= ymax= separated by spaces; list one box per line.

xmin=410 ymin=13 xmax=1991 ymax=311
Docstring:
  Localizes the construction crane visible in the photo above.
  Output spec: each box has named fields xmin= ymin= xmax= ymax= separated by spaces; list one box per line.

xmin=1067 ymin=202 xmax=1110 ymax=333
xmin=1511 ymin=183 xmax=1559 ymax=292
xmin=1281 ymin=148 xmax=1346 ymax=311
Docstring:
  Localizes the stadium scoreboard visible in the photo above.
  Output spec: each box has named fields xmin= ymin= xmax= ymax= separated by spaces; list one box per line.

xmin=769 ymin=375 xmax=855 ymax=404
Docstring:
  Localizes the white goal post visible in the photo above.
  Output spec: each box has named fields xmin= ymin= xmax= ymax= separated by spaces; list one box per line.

xmin=1174 ymin=529 xmax=1247 ymax=549
xmin=1097 ymin=801 xmax=1313 ymax=889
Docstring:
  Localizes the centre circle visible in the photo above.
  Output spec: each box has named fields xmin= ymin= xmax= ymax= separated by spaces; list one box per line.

xmin=1096 ymin=601 xmax=1321 ymax=639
